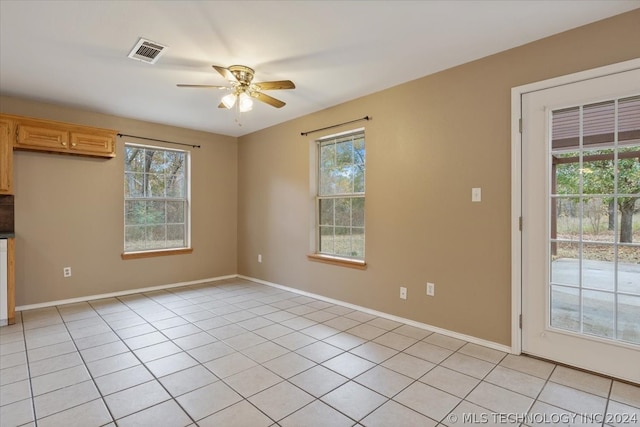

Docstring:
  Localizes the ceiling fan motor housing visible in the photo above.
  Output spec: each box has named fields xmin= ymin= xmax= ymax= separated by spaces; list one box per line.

xmin=228 ymin=65 xmax=255 ymax=86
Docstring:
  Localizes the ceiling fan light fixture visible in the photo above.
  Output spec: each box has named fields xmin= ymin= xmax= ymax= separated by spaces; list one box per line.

xmin=221 ymin=93 xmax=236 ymax=109
xmin=238 ymin=92 xmax=253 ymax=112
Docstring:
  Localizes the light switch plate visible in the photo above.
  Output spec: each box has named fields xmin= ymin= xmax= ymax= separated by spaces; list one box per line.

xmin=472 ymin=187 xmax=482 ymax=202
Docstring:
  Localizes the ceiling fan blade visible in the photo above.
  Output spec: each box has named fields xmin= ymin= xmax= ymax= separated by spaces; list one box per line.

xmin=213 ymin=65 xmax=238 ymax=82
xmin=252 ymin=91 xmax=286 ymax=108
xmin=176 ymin=84 xmax=228 ymax=89
xmin=252 ymin=80 xmax=296 ymax=91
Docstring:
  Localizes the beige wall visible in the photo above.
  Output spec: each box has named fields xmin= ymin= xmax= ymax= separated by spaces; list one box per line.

xmin=0 ymin=96 xmax=238 ymax=306
xmin=237 ymin=10 xmax=640 ymax=346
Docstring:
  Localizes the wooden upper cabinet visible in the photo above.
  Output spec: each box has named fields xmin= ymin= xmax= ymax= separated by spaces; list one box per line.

xmin=3 ymin=114 xmax=116 ymax=158
xmin=0 ymin=118 xmax=13 ymax=194
xmin=70 ymin=130 xmax=115 ymax=156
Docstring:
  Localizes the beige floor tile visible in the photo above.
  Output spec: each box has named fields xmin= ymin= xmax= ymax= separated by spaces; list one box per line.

xmin=134 ymin=340 xmax=182 ymax=363
xmin=344 ymin=311 xmax=377 ymax=323
xmin=237 ymin=316 xmax=275 ymax=331
xmin=296 ymin=341 xmax=344 ymax=363
xmin=249 ymin=381 xmax=314 ymax=421
xmin=606 ymin=400 xmax=640 ymax=427
xmin=440 ymin=353 xmax=495 ymax=379
xmin=34 ymin=380 xmax=100 ymax=419
xmin=79 ymin=340 xmax=129 ymax=363
xmin=253 ymin=324 xmax=295 ymax=340
xmin=458 ymin=343 xmax=507 ymax=364
xmin=394 ymin=382 xmax=460 ymax=422
xmin=208 ymin=324 xmax=247 ymax=340
xmin=37 ymin=398 xmax=112 ymax=427
xmin=289 ymin=365 xmax=348 ymax=397
xmin=550 ymin=365 xmax=612 ymax=397
xmin=225 ymin=365 xmax=283 ymax=397
xmin=393 ymin=324 xmax=433 ymax=340
xmin=373 ymin=331 xmax=418 ymax=351
xmin=499 ymin=354 xmax=555 ymax=379
xmin=444 ymin=400 xmax=520 ymax=427
xmin=526 ymin=400 xmax=600 ymax=427
xmin=423 ymin=333 xmax=466 ymax=351
xmin=0 ymin=351 xmax=27 ymax=369
xmin=323 ymin=352 xmax=375 ymax=379
xmin=123 ymin=331 xmax=168 ymax=350
xmin=31 ymin=364 xmax=90 ymax=396
xmin=323 ymin=331 xmax=367 ymax=351
xmin=273 ymin=331 xmax=317 ymax=350
xmin=262 ymin=352 xmax=315 ymax=378
xmin=483 ymin=365 xmax=546 ymax=398
xmin=381 ymin=353 xmax=435 ymax=379
xmin=86 ymin=351 xmax=140 ymax=378
xmin=161 ymin=324 xmax=201 ymax=340
xmin=104 ymin=380 xmax=170 ymax=419
xmin=322 ymin=380 xmax=387 ymax=421
xmin=204 ymin=352 xmax=257 ymax=378
xmin=145 ymin=351 xmax=198 ymax=377
xmin=404 ymin=341 xmax=453 ymax=364
xmin=172 ymin=331 xmax=217 ymax=351
xmin=420 ymin=365 xmax=480 ymax=398
xmin=0 ymin=363 xmax=28 ymax=387
xmin=242 ymin=341 xmax=290 ymax=364
xmin=0 ymin=340 xmax=25 ymax=357
xmin=351 ymin=341 xmax=398 ymax=364
xmin=362 ymin=399 xmax=438 ymax=427
xmin=610 ymin=381 xmax=640 ymax=408
xmin=159 ymin=364 xmax=218 ymax=397
xmin=466 ymin=381 xmax=533 ymax=414
xmin=538 ymin=382 xmax=607 ymax=415
xmin=355 ymin=365 xmax=413 ymax=398
xmin=280 ymin=316 xmax=317 ymax=331
xmin=346 ymin=324 xmax=387 ymax=341
xmin=281 ymin=400 xmax=354 ymax=427
xmin=72 ymin=331 xmax=120 ymax=351
xmin=29 ymin=351 xmax=83 ymax=377
xmin=177 ymin=380 xmax=243 ymax=421
xmin=0 ymin=379 xmax=31 ymax=406
xmin=198 ymin=400 xmax=273 ymax=427
xmin=116 ymin=399 xmax=192 ymax=427
xmin=115 ymin=323 xmax=156 ymax=339
xmin=223 ymin=331 xmax=268 ymax=350
xmin=0 ymin=397 xmax=34 ymax=426
xmin=322 ymin=316 xmax=361 ymax=332
xmin=187 ymin=341 xmax=235 ymax=364
xmin=300 ymin=324 xmax=341 ymax=340
xmin=94 ymin=364 xmax=154 ymax=396
xmin=366 ymin=317 xmax=403 ymax=331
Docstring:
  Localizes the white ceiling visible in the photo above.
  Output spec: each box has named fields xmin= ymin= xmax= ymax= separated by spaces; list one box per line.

xmin=1 ymin=1 xmax=638 ymax=137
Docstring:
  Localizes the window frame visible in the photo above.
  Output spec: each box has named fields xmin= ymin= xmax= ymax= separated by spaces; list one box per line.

xmin=122 ymin=142 xmax=191 ymax=259
xmin=310 ymin=128 xmax=366 ymax=268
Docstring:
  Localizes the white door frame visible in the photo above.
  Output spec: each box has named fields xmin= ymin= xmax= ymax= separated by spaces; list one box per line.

xmin=510 ymin=58 xmax=640 ymax=355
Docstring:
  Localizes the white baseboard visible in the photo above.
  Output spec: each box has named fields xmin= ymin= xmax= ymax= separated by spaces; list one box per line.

xmin=15 ymin=275 xmax=237 ymax=312
xmin=239 ymin=275 xmax=513 ymax=354
xmin=16 ymin=273 xmax=512 ymax=354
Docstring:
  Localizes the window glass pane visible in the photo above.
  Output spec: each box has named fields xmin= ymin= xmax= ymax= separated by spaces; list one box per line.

xmin=147 ymin=173 xmax=166 ymax=198
xmin=166 ymin=201 xmax=185 ymax=223
xmin=335 ymin=198 xmax=351 ymax=227
xmin=582 ymin=149 xmax=614 ymax=195
xmin=125 ymin=226 xmax=146 ymax=251
xmin=583 ymin=101 xmax=615 ymax=149
xmin=618 ymin=294 xmax=640 ymax=344
xmin=553 ymin=197 xmax=580 ymax=240
xmin=336 ymin=141 xmax=353 ymax=166
xmin=582 ymin=290 xmax=615 ymax=339
xmin=167 ymin=224 xmax=185 ymax=248
xmin=353 ymin=165 xmax=365 ymax=193
xmin=334 ymin=227 xmax=352 ymax=257
xmin=550 ymin=285 xmax=580 ymax=332
xmin=147 ymin=201 xmax=166 ymax=225
xmin=167 ymin=174 xmax=185 ymax=198
xmin=354 ymin=137 xmax=365 ymax=165
xmin=582 ymin=198 xmax=612 ymax=242
xmin=582 ymin=244 xmax=615 ymax=292
xmin=147 ymin=225 xmax=167 ymax=248
xmin=551 ymin=107 xmax=579 ymax=151
xmin=125 ymin=147 xmax=145 ymax=172
xmin=319 ymin=226 xmax=334 ymax=254
xmin=124 ymin=172 xmax=144 ymax=198
xmin=125 ymin=200 xmax=146 ymax=225
xmin=551 ymin=242 xmax=579 ymax=286
xmin=553 ymin=154 xmax=580 ymax=195
xmin=319 ymin=199 xmax=334 ymax=226
xmin=352 ymin=198 xmax=365 ymax=227
xmin=320 ymin=143 xmax=336 ymax=169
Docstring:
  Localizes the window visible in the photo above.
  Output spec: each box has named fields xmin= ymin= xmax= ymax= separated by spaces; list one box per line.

xmin=316 ymin=129 xmax=365 ymax=261
xmin=124 ymin=144 xmax=189 ymax=253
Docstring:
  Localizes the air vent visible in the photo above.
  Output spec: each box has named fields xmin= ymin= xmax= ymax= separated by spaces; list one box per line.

xmin=128 ymin=38 xmax=167 ymax=64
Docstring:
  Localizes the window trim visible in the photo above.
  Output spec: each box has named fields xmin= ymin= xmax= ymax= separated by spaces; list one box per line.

xmin=123 ymin=142 xmax=191 ymax=257
xmin=310 ymin=128 xmax=366 ymax=265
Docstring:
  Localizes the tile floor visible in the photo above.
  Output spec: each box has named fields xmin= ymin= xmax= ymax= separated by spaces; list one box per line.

xmin=0 ymin=278 xmax=638 ymax=427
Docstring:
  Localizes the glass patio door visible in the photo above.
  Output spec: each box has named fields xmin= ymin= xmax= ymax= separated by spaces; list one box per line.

xmin=521 ymin=68 xmax=640 ymax=383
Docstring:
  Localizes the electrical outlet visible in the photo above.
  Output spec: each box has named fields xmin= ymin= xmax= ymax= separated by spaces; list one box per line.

xmin=63 ymin=267 xmax=72 ymax=278
xmin=400 ymin=286 xmax=407 ymax=300
xmin=472 ymin=187 xmax=482 ymax=202
xmin=258 ymin=254 xmax=262 ymax=263
xmin=426 ymin=282 xmax=435 ymax=296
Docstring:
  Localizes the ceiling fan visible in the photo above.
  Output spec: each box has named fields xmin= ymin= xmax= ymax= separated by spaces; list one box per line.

xmin=177 ymin=65 xmax=295 ymax=113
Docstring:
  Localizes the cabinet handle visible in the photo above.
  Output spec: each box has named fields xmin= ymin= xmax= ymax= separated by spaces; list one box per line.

xmin=61 ymin=142 xmax=67 ymax=147
xmin=71 ymin=143 xmax=77 ymax=147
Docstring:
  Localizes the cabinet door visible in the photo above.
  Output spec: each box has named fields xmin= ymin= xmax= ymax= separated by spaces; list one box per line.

xmin=70 ymin=131 xmax=116 ymax=157
xmin=0 ymin=119 xmax=13 ymax=194
xmin=16 ymin=124 xmax=69 ymax=152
